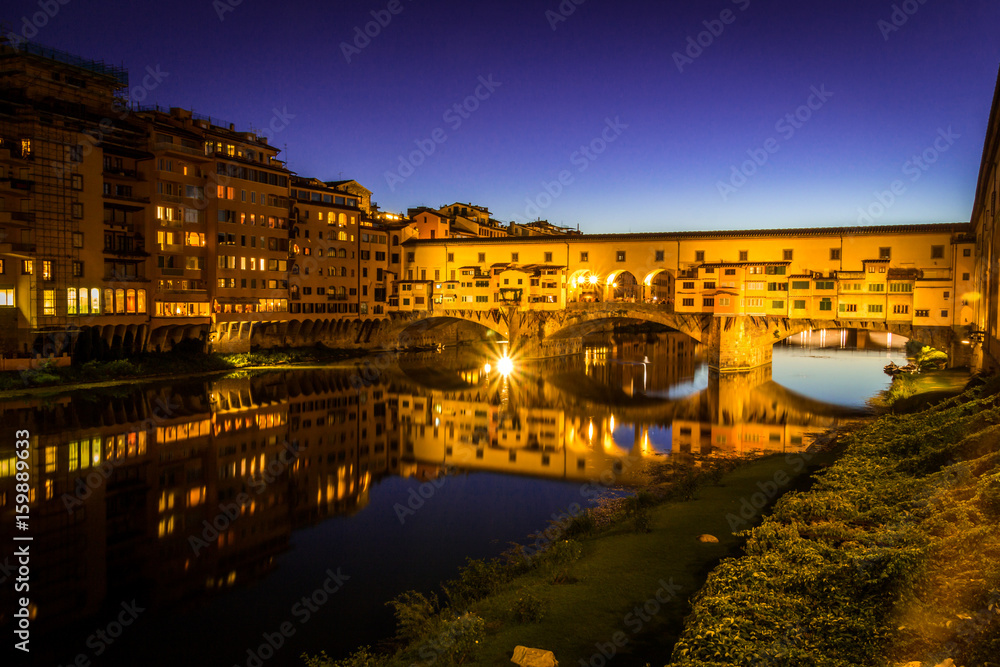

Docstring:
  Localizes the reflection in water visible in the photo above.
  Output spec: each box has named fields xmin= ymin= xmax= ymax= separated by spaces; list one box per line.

xmin=0 ymin=330 xmax=872 ymax=665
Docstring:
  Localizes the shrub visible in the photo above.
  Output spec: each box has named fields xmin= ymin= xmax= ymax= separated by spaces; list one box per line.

xmin=386 ymin=590 xmax=438 ymax=642
xmin=509 ymin=591 xmax=545 ymax=624
xmin=916 ymin=346 xmax=948 ymax=372
xmin=300 ymin=647 xmax=381 ymax=667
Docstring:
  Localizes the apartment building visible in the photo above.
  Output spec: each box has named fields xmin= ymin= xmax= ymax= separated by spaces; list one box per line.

xmin=972 ymin=67 xmax=1000 ymax=366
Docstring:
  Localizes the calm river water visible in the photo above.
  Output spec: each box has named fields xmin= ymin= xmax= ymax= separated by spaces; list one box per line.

xmin=0 ymin=330 xmax=905 ymax=666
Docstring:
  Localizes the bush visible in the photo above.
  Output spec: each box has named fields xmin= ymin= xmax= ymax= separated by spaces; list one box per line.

xmin=509 ymin=591 xmax=544 ymax=623
xmin=301 ymin=647 xmax=381 ymax=667
xmin=916 ymin=346 xmax=948 ymax=372
xmin=444 ymin=558 xmax=509 ymax=606
xmin=386 ymin=590 xmax=438 ymax=642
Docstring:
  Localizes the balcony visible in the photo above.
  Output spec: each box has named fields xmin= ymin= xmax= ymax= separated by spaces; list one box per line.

xmin=10 ymin=211 xmax=35 ymax=223
xmin=153 ymin=142 xmax=211 ymax=160
xmin=7 ymin=177 xmax=34 ymax=192
xmin=160 ymin=267 xmax=185 ymax=277
xmin=327 ymin=294 xmax=348 ymax=302
xmin=103 ymin=246 xmax=151 ymax=258
xmin=103 ymin=191 xmax=150 ymax=205
xmin=103 ymin=168 xmax=144 ymax=180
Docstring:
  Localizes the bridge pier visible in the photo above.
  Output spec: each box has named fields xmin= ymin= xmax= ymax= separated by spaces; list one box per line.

xmin=707 ymin=316 xmax=776 ymax=372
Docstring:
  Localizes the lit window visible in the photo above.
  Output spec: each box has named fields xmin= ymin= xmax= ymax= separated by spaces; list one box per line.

xmin=43 ymin=289 xmax=55 ymax=315
xmin=91 ymin=288 xmax=100 ymax=314
xmin=0 ymin=288 xmax=14 ymax=306
xmin=67 ymin=288 xmax=77 ymax=314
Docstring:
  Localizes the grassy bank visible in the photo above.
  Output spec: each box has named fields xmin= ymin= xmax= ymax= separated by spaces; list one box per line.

xmin=668 ymin=376 xmax=1000 ymax=667
xmin=0 ymin=345 xmax=363 ymax=397
xmin=303 ymin=446 xmax=847 ymax=667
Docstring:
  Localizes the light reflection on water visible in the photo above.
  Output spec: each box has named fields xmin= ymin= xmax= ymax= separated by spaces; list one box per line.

xmin=0 ymin=328 xmax=902 ymax=666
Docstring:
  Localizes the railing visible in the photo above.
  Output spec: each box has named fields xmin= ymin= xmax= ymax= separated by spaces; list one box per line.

xmin=327 ymin=294 xmax=349 ymax=301
xmin=153 ymin=142 xmax=209 ymax=159
xmin=10 ymin=212 xmax=34 ymax=223
xmin=103 ymin=168 xmax=143 ymax=180
xmin=160 ymin=268 xmax=185 ymax=277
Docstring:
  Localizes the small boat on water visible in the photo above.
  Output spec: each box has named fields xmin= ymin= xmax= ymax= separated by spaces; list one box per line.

xmin=884 ymin=361 xmax=917 ymax=376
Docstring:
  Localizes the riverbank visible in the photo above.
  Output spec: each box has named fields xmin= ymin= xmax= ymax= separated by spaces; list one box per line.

xmin=669 ymin=374 xmax=1000 ymax=667
xmin=303 ymin=437 xmax=852 ymax=666
xmin=0 ymin=345 xmax=369 ymax=399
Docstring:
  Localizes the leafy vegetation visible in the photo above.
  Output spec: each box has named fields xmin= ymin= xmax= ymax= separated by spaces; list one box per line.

xmin=669 ymin=376 xmax=1000 ymax=667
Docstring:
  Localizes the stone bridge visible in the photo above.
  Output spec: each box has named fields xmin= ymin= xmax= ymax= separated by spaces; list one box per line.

xmin=384 ymin=302 xmax=963 ymax=372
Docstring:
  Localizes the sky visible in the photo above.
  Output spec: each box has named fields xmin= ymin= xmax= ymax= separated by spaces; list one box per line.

xmin=5 ymin=0 xmax=1000 ymax=233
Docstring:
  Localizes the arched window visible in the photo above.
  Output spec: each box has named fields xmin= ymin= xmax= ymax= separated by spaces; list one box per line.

xmin=392 ymin=235 xmax=399 ymax=246
xmin=115 ymin=289 xmax=125 ymax=314
xmin=91 ymin=288 xmax=100 ymax=314
xmin=67 ymin=288 xmax=77 ymax=315
xmin=338 ymin=213 xmax=347 ymax=226
xmin=338 ymin=231 xmax=347 ymax=241
xmin=137 ymin=289 xmax=146 ymax=314
xmin=338 ymin=248 xmax=347 ymax=258
xmin=317 ymin=249 xmax=324 ymax=258
xmin=126 ymin=289 xmax=136 ymax=314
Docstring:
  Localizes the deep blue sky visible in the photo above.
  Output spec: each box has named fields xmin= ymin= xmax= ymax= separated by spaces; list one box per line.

xmin=6 ymin=0 xmax=1000 ymax=232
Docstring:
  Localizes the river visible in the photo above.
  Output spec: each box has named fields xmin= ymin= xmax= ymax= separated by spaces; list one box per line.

xmin=0 ymin=330 xmax=906 ymax=666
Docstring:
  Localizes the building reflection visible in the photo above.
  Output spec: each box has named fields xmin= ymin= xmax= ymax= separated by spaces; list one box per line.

xmin=0 ymin=334 xmax=862 ymax=663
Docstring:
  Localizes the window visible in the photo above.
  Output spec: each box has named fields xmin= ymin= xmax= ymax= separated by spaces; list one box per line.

xmin=941 ymin=310 xmax=949 ymax=318
xmin=765 ymin=266 xmax=786 ymax=275
xmin=839 ymin=303 xmax=858 ymax=313
xmin=655 ymin=250 xmax=665 ymax=262
xmin=511 ymin=252 xmax=519 ymax=263
xmin=931 ymin=245 xmax=944 ymax=259
xmin=772 ymin=300 xmax=785 ymax=309
xmin=42 ymin=260 xmax=53 ymax=280
xmin=963 ymin=248 xmax=972 ymax=257
xmin=868 ymin=304 xmax=883 ymax=314
xmin=739 ymin=251 xmax=748 ymax=261
xmin=702 ymin=298 xmax=714 ymax=307
xmin=748 ymin=266 xmax=763 ymax=275
xmin=724 ymin=269 xmax=736 ymax=276
xmin=783 ymin=249 xmax=793 ymax=261
xmin=0 ymin=286 xmax=13 ymax=306
xmin=544 ymin=252 xmax=553 ymax=263
xmin=682 ymin=282 xmax=695 ymax=290
xmin=943 ymin=291 xmax=950 ymax=299
xmin=616 ymin=251 xmax=626 ymax=262
xmin=868 ymin=284 xmax=884 ymax=292
xmin=893 ymin=305 xmax=909 ymax=315
xmin=793 ymin=300 xmax=806 ymax=310
xmin=879 ymin=247 xmax=891 ymax=259
xmin=819 ymin=298 xmax=832 ymax=311
xmin=889 ymin=283 xmax=912 ymax=293
xmin=830 ymin=248 xmax=841 ymax=261
xmin=695 ymin=250 xmax=705 ymax=262
xmin=767 ymin=282 xmax=788 ymax=292
xmin=580 ymin=252 xmax=589 ymax=262
xmin=719 ymin=297 xmax=730 ymax=306
xmin=447 ymin=252 xmax=455 ymax=262
xmin=72 ymin=261 xmax=83 ymax=277
xmin=477 ymin=253 xmax=486 ymax=263
xmin=815 ymin=281 xmax=835 ymax=290
xmin=42 ymin=289 xmax=55 ymax=315
xmin=681 ymin=298 xmax=695 ymax=307
xmin=791 ymin=281 xmax=810 ymax=290
xmin=71 ymin=203 xmax=83 ymax=218
xmin=72 ymin=232 xmax=83 ymax=248
xmin=915 ymin=309 xmax=929 ymax=317
xmin=71 ymin=174 xmax=83 ymax=190
xmin=962 ymin=273 xmax=970 ymax=281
